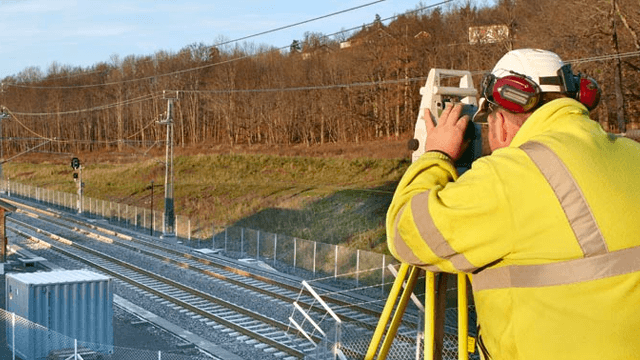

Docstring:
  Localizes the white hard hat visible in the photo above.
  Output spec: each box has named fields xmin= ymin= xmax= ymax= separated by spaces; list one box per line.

xmin=490 ymin=49 xmax=566 ymax=93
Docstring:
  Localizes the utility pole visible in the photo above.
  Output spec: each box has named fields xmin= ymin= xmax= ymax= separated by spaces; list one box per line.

xmin=157 ymin=91 xmax=177 ymax=238
xmin=0 ymin=83 xmax=8 ymax=181
xmin=150 ymin=180 xmax=154 ymax=236
xmin=0 ymin=111 xmax=8 ymax=181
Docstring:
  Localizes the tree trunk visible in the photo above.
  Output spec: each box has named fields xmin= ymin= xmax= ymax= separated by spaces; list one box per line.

xmin=611 ymin=0 xmax=626 ymax=133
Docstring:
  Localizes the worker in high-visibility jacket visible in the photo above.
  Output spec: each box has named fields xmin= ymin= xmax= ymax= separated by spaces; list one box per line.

xmin=387 ymin=48 xmax=640 ymax=360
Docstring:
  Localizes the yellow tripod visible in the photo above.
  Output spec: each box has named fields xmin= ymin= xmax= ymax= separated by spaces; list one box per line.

xmin=365 ymin=264 xmax=471 ymax=360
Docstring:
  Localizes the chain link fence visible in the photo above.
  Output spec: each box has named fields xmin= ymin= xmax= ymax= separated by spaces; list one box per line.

xmin=2 ymin=180 xmax=400 ymax=293
xmin=3 ymin=181 xmax=481 ymax=360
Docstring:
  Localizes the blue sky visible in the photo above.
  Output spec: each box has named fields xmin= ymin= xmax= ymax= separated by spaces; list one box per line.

xmin=0 ymin=0 xmax=485 ymax=79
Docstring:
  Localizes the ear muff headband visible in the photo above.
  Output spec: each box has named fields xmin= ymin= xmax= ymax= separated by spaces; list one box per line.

xmin=481 ymin=66 xmax=602 ymax=113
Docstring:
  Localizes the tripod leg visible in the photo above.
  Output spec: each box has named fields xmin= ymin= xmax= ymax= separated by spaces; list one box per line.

xmin=377 ymin=266 xmax=422 ymax=359
xmin=424 ymin=271 xmax=435 ymax=360
xmin=434 ymin=273 xmax=448 ymax=360
xmin=458 ymin=273 xmax=469 ymax=360
xmin=365 ymin=263 xmax=411 ymax=360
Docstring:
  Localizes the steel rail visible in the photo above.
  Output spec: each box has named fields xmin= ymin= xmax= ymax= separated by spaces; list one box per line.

xmin=7 ymin=197 xmax=390 ymax=319
xmin=8 ymin=218 xmax=313 ymax=359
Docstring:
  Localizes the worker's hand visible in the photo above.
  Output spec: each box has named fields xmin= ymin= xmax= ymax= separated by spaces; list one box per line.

xmin=424 ymin=103 xmax=470 ymax=161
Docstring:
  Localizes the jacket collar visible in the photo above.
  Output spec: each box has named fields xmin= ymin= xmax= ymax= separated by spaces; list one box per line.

xmin=509 ymin=98 xmax=590 ymax=148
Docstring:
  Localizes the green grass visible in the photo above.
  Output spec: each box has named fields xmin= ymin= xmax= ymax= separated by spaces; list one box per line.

xmin=4 ymin=153 xmax=410 ymax=253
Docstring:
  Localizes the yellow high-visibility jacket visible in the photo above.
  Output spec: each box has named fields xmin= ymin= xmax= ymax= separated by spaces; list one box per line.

xmin=387 ymin=98 xmax=640 ymax=360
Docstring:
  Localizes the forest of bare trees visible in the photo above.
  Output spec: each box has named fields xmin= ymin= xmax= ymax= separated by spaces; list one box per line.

xmin=0 ymin=0 xmax=638 ymax=156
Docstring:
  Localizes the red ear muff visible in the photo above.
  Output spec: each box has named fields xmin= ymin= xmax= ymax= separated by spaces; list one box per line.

xmin=487 ymin=74 xmax=541 ymax=113
xmin=481 ymin=64 xmax=601 ymax=114
xmin=577 ymin=76 xmax=601 ymax=111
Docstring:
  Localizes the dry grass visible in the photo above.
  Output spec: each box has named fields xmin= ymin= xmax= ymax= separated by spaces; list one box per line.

xmin=4 ymin=138 xmax=412 ymax=253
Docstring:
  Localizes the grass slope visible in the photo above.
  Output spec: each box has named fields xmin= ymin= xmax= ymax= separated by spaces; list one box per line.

xmin=5 ymin=149 xmax=410 ymax=253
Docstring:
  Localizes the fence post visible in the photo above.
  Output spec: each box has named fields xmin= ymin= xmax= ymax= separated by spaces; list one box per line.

xmin=293 ymin=238 xmax=297 ymax=268
xmin=356 ymin=249 xmax=360 ymax=287
xmin=313 ymin=242 xmax=317 ymax=275
xmin=241 ymin=228 xmax=244 ymax=255
xmin=257 ymin=230 xmax=260 ymax=259
xmin=381 ymin=255 xmax=386 ymax=296
xmin=334 ymin=320 xmax=342 ymax=360
xmin=273 ymin=234 xmax=277 ymax=267
xmin=334 ymin=246 xmax=338 ymax=279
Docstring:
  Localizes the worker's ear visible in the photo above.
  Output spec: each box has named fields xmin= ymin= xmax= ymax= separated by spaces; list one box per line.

xmin=492 ymin=110 xmax=521 ymax=148
xmin=491 ymin=111 xmax=511 ymax=148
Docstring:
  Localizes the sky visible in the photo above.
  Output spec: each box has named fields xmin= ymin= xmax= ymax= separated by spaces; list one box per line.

xmin=0 ymin=0 xmax=475 ymax=80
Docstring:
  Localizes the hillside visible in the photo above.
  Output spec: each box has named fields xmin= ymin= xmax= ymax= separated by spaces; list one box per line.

xmin=4 ymin=137 xmax=413 ymax=254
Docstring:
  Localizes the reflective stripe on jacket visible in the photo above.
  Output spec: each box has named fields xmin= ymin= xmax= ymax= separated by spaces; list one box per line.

xmin=387 ymin=98 xmax=640 ymax=360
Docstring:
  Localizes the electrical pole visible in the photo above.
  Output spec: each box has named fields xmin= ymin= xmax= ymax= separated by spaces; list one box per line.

xmin=0 ymin=112 xmax=8 ymax=181
xmin=150 ymin=180 xmax=154 ymax=236
xmin=0 ymin=83 xmax=8 ymax=181
xmin=157 ymin=91 xmax=177 ymax=238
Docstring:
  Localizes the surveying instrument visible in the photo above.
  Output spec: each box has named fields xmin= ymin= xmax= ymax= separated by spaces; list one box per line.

xmin=366 ymin=69 xmax=482 ymax=360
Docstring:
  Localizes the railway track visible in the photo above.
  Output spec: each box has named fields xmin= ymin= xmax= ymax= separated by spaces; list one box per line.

xmin=4 ymin=196 xmax=422 ymax=359
xmin=9 ymin=217 xmax=314 ymax=359
xmin=10 ymin=200 xmax=399 ymax=326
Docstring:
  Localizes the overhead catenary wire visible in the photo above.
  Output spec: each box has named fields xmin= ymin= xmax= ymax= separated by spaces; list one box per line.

xmin=7 ymin=92 xmax=161 ymax=117
xmin=168 ymin=51 xmax=640 ymax=95
xmin=6 ymin=50 xmax=640 ymax=118
xmin=210 ymin=0 xmax=387 ymax=49
xmin=5 ymin=1 xmax=451 ymax=91
xmin=5 ymin=0 xmax=391 ymax=87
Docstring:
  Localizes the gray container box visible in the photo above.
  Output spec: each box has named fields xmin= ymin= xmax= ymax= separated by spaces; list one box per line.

xmin=5 ymin=269 xmax=113 ymax=360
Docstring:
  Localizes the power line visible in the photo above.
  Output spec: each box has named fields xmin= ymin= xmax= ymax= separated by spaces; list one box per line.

xmin=175 ymin=76 xmax=428 ymax=95
xmin=8 ymin=93 xmax=160 ymax=117
xmin=6 ymin=50 xmax=640 ymax=117
xmin=210 ymin=0 xmax=387 ymax=48
xmin=5 ymin=0 xmax=389 ymax=87
xmin=5 ymin=1 xmax=449 ymax=91
xmin=566 ymin=51 xmax=640 ymax=65
xmin=170 ymin=51 xmax=640 ymax=95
